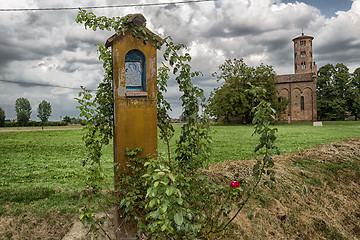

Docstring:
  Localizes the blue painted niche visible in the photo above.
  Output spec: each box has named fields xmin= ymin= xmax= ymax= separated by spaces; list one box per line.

xmin=125 ymin=49 xmax=146 ymax=91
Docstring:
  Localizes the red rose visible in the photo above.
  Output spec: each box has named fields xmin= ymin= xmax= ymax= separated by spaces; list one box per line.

xmin=230 ymin=181 xmax=240 ymax=189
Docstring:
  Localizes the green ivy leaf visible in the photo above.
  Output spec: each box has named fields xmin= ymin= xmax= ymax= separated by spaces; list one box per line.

xmin=161 ymin=224 xmax=167 ymax=231
xmin=149 ymin=199 xmax=156 ymax=208
xmin=165 ymin=186 xmax=173 ymax=196
xmin=174 ymin=213 xmax=184 ymax=226
xmin=176 ymin=198 xmax=183 ymax=205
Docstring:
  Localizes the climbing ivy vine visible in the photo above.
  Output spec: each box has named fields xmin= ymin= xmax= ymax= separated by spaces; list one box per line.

xmin=75 ymin=10 xmax=277 ymax=239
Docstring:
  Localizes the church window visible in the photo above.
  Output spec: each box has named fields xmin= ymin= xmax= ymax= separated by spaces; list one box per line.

xmin=300 ymin=40 xmax=306 ymax=46
xmin=301 ymin=62 xmax=306 ymax=70
xmin=310 ymin=62 xmax=312 ymax=70
xmin=301 ymin=96 xmax=305 ymax=111
xmin=301 ymin=51 xmax=306 ymax=58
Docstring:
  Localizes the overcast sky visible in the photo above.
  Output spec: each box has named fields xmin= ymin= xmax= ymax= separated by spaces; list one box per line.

xmin=0 ymin=0 xmax=359 ymax=120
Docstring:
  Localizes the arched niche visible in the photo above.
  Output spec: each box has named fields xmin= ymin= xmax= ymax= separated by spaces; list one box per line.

xmin=125 ymin=49 xmax=146 ymax=91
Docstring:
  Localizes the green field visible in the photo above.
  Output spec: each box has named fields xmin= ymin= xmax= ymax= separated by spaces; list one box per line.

xmin=210 ymin=121 xmax=360 ymax=163
xmin=0 ymin=121 xmax=360 ymax=238
xmin=2 ymin=121 xmax=360 ymax=193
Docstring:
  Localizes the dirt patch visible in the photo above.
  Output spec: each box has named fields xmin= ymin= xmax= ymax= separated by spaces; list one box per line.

xmin=0 ymin=212 xmax=73 ymax=240
xmin=62 ymin=211 xmax=116 ymax=240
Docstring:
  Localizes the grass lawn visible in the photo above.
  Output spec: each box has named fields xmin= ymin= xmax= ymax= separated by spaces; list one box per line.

xmin=0 ymin=121 xmax=359 ymax=238
xmin=209 ymin=121 xmax=360 ymax=164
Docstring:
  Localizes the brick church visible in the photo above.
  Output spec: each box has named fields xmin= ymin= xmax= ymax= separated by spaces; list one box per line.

xmin=276 ymin=33 xmax=317 ymax=122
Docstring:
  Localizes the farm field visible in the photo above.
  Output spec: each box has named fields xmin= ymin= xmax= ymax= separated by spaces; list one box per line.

xmin=0 ymin=121 xmax=360 ymax=239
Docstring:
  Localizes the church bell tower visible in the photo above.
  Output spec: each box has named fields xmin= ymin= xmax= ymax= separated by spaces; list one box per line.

xmin=292 ymin=33 xmax=314 ymax=74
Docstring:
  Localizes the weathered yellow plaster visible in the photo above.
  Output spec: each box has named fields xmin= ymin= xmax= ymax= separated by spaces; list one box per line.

xmin=106 ymin=15 xmax=163 ymax=237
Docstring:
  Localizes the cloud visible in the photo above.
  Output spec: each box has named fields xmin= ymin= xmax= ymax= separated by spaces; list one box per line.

xmin=315 ymin=0 xmax=360 ymax=70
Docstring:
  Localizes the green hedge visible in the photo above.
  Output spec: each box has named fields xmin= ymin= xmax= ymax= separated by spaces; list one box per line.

xmin=4 ymin=121 xmax=68 ymax=127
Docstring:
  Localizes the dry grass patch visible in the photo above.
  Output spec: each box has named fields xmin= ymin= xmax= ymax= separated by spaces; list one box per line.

xmin=209 ymin=138 xmax=360 ymax=239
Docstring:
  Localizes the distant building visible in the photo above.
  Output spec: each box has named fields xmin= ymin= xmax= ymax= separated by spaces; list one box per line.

xmin=276 ymin=33 xmax=317 ymax=122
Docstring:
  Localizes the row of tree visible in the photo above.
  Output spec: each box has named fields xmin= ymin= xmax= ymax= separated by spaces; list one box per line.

xmin=0 ymin=98 xmax=52 ymax=127
xmin=317 ymin=64 xmax=360 ymax=120
xmin=62 ymin=115 xmax=84 ymax=124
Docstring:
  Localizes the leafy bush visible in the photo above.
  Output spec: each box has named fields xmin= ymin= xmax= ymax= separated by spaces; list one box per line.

xmin=0 ymin=107 xmax=5 ymax=127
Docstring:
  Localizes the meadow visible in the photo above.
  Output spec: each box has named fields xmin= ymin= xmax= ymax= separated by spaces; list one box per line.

xmin=0 ymin=121 xmax=360 ymax=238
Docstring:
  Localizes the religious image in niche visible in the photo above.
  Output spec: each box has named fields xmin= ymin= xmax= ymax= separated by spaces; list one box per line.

xmin=125 ymin=62 xmax=142 ymax=87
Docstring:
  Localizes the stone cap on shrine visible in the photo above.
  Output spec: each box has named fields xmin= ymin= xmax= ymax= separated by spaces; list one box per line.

xmin=105 ymin=13 xmax=163 ymax=48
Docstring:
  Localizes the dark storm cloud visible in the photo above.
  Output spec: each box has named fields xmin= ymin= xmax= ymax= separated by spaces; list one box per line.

xmin=0 ymin=43 xmax=21 ymax=66
xmin=56 ymin=65 xmax=80 ymax=73
xmin=0 ymin=25 xmax=62 ymax=67
xmin=25 ymin=12 xmax=41 ymax=25
xmin=317 ymin=38 xmax=360 ymax=55
xmin=64 ymin=56 xmax=100 ymax=66
xmin=64 ymin=32 xmax=108 ymax=51
xmin=205 ymin=23 xmax=266 ymax=38
xmin=163 ymin=3 xmax=179 ymax=10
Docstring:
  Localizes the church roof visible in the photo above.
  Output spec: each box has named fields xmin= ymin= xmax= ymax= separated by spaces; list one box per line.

xmin=276 ymin=73 xmax=315 ymax=84
xmin=292 ymin=33 xmax=314 ymax=42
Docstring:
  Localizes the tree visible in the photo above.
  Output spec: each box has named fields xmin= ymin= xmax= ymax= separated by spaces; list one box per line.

xmin=347 ymin=67 xmax=360 ymax=120
xmin=63 ymin=115 xmax=71 ymax=124
xmin=317 ymin=63 xmax=350 ymax=120
xmin=0 ymin=107 xmax=5 ymax=127
xmin=15 ymin=98 xmax=32 ymax=126
xmin=208 ymin=58 xmax=287 ymax=123
xmin=37 ymin=100 xmax=52 ymax=128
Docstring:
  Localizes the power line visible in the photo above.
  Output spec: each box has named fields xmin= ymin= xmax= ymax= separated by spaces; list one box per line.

xmin=0 ymin=79 xmax=93 ymax=91
xmin=0 ymin=0 xmax=215 ymax=12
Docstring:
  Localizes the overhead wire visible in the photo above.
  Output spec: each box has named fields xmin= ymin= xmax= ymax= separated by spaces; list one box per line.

xmin=0 ymin=79 xmax=95 ymax=91
xmin=0 ymin=0 xmax=216 ymax=12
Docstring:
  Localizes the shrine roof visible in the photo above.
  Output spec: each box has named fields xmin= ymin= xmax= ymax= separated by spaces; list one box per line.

xmin=105 ymin=13 xmax=163 ymax=48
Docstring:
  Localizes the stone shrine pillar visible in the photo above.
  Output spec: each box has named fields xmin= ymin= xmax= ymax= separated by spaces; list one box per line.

xmin=105 ymin=14 xmax=162 ymax=238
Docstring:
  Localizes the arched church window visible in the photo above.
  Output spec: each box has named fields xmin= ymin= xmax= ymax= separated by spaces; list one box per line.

xmin=301 ymin=96 xmax=305 ymax=111
xmin=125 ymin=49 xmax=146 ymax=91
